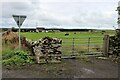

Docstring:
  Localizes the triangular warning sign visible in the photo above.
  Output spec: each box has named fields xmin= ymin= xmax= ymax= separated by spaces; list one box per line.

xmin=13 ymin=15 xmax=26 ymax=27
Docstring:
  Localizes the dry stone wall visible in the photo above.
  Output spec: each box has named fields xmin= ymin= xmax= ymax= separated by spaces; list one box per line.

xmin=108 ymin=30 xmax=120 ymax=56
xmin=26 ymin=37 xmax=62 ymax=63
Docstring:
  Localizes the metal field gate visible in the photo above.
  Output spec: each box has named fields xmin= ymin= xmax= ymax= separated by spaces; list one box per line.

xmin=57 ymin=36 xmax=104 ymax=57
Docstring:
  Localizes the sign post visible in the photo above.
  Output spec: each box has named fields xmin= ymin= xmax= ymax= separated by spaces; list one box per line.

xmin=12 ymin=15 xmax=26 ymax=49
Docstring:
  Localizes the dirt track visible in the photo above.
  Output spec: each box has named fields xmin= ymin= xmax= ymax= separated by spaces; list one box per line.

xmin=2 ymin=57 xmax=118 ymax=78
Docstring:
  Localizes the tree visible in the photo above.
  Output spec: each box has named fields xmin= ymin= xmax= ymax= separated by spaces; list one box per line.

xmin=111 ymin=6 xmax=120 ymax=56
xmin=11 ymin=27 xmax=17 ymax=32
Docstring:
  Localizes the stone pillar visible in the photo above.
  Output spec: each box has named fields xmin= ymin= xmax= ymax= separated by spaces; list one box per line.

xmin=103 ymin=35 xmax=109 ymax=57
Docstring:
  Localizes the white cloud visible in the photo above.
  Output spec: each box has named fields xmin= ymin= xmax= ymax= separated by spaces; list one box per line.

xmin=0 ymin=0 xmax=119 ymax=29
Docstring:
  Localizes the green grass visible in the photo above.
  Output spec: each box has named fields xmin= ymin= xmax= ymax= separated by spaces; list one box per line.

xmin=21 ymin=32 xmax=105 ymax=45
xmin=21 ymin=32 xmax=105 ymax=40
xmin=2 ymin=49 xmax=34 ymax=66
xmin=21 ymin=31 xmax=115 ymax=55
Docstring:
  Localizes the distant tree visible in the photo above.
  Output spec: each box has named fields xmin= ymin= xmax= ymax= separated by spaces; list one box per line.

xmin=11 ymin=27 xmax=17 ymax=32
xmin=2 ymin=28 xmax=8 ymax=31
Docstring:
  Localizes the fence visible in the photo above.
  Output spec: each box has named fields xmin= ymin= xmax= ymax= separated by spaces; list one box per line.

xmin=57 ymin=36 xmax=104 ymax=57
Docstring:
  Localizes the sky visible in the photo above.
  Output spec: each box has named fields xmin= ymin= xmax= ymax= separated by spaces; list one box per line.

xmin=0 ymin=0 xmax=120 ymax=29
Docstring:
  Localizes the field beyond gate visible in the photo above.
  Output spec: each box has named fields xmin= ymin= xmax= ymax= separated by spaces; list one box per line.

xmin=21 ymin=31 xmax=115 ymax=57
xmin=61 ymin=36 xmax=104 ymax=57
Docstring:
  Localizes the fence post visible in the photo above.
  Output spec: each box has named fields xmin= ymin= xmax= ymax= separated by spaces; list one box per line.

xmin=72 ymin=38 xmax=75 ymax=55
xmin=103 ymin=35 xmax=109 ymax=57
xmin=88 ymin=37 xmax=90 ymax=53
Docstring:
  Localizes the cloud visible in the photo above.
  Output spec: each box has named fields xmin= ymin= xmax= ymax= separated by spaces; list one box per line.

xmin=73 ymin=11 xmax=117 ymax=28
xmin=1 ymin=0 xmax=40 ymax=18
xmin=0 ymin=0 xmax=119 ymax=29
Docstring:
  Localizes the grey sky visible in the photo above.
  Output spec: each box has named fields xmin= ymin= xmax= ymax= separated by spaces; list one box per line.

xmin=0 ymin=0 xmax=119 ymax=29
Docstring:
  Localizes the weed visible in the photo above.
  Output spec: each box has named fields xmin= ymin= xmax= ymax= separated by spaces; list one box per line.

xmin=2 ymin=50 xmax=34 ymax=66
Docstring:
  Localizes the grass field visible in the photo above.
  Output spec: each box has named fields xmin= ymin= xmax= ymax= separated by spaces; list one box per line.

xmin=21 ymin=31 xmax=115 ymax=55
xmin=21 ymin=32 xmax=103 ymax=40
xmin=21 ymin=30 xmax=115 ymax=38
xmin=21 ymin=32 xmax=104 ymax=45
xmin=21 ymin=31 xmax=115 ymax=44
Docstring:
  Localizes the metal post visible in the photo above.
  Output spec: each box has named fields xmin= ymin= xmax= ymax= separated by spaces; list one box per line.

xmin=72 ymin=38 xmax=75 ymax=55
xmin=88 ymin=37 xmax=90 ymax=53
xmin=12 ymin=15 xmax=26 ymax=50
xmin=18 ymin=16 xmax=21 ymax=49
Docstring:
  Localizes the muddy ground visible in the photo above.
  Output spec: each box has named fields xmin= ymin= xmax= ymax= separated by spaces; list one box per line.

xmin=2 ymin=57 xmax=119 ymax=78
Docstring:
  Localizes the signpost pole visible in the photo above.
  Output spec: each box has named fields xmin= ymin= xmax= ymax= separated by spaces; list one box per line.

xmin=12 ymin=15 xmax=26 ymax=50
xmin=18 ymin=16 xmax=21 ymax=49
